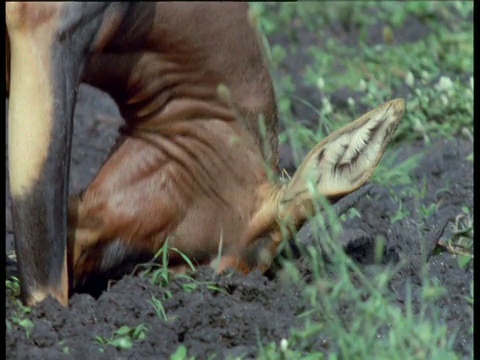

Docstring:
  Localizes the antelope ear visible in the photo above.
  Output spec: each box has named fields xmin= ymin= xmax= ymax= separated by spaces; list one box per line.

xmin=279 ymin=98 xmax=405 ymax=215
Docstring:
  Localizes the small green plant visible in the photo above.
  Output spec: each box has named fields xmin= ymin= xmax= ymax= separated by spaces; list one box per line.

xmin=339 ymin=207 xmax=361 ymax=222
xmin=5 ymin=299 xmax=34 ymax=338
xmin=58 ymin=340 xmax=70 ymax=354
xmin=137 ymin=239 xmax=174 ymax=287
xmin=419 ymin=202 xmax=437 ymax=219
xmin=389 ymin=201 xmax=410 ymax=225
xmin=149 ymin=295 xmax=168 ymax=322
xmin=6 ymin=275 xmax=21 ymax=300
xmin=136 ymin=238 xmax=197 ymax=290
xmin=170 ymin=345 xmax=196 ymax=360
xmin=174 ymin=274 xmax=224 ymax=294
xmin=6 ymin=277 xmax=33 ymax=337
xmin=94 ymin=324 xmax=149 ymax=351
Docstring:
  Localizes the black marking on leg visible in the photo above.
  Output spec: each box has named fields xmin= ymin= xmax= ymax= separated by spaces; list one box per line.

xmin=12 ymin=179 xmax=68 ymax=298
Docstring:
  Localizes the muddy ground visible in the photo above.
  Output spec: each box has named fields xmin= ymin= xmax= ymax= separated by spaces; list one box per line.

xmin=5 ymin=5 xmax=473 ymax=360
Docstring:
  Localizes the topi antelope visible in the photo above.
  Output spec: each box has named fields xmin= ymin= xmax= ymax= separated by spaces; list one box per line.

xmin=6 ymin=2 xmax=404 ymax=306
